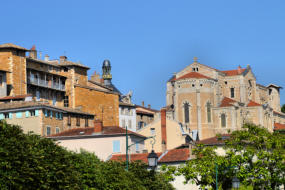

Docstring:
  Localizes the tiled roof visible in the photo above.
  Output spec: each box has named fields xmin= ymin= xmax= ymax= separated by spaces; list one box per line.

xmin=274 ymin=123 xmax=285 ymax=131
xmin=110 ymin=148 xmax=189 ymax=164
xmin=219 ymin=97 xmax=237 ymax=107
xmin=174 ymin=72 xmax=212 ymax=81
xmin=60 ymin=61 xmax=90 ymax=69
xmin=0 ymin=43 xmax=28 ymax=51
xmin=0 ymin=101 xmax=93 ymax=115
xmin=0 ymin=94 xmax=32 ymax=100
xmin=51 ymin=126 xmax=146 ymax=138
xmin=221 ymin=68 xmax=246 ymax=76
xmin=136 ymin=110 xmax=154 ymax=115
xmin=247 ymin=100 xmax=262 ymax=107
xmin=197 ymin=134 xmax=231 ymax=145
xmin=159 ymin=148 xmax=189 ymax=163
xmin=110 ymin=152 xmax=162 ymax=164
xmin=135 ymin=105 xmax=159 ymax=112
xmin=119 ymin=102 xmax=135 ymax=107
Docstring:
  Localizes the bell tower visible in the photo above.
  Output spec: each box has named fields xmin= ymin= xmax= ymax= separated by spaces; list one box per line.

xmin=102 ymin=59 xmax=112 ymax=86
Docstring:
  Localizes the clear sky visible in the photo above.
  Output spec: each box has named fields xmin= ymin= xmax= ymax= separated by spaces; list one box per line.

xmin=1 ymin=0 xmax=285 ymax=109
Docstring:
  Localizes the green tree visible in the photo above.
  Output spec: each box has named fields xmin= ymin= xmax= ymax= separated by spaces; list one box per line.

xmin=281 ymin=104 xmax=285 ymax=113
xmin=167 ymin=124 xmax=285 ymax=190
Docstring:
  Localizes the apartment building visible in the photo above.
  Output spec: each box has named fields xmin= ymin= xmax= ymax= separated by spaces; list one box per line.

xmin=0 ymin=43 xmax=120 ymax=135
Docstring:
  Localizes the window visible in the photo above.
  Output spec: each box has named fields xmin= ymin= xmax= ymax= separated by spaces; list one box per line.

xmin=248 ymin=80 xmax=252 ymax=87
xmin=85 ymin=117 xmax=88 ymax=127
xmin=64 ymin=96 xmax=69 ymax=107
xmin=52 ymin=94 xmax=56 ymax=106
xmin=4 ymin=113 xmax=9 ymax=119
xmin=0 ymin=75 xmax=3 ymax=87
xmin=56 ymin=127 xmax=60 ymax=134
xmin=112 ymin=140 xmax=120 ymax=153
xmin=46 ymin=126 xmax=51 ymax=136
xmin=49 ymin=110 xmax=53 ymax=118
xmin=184 ymin=102 xmax=190 ymax=123
xmin=44 ymin=109 xmax=48 ymax=117
xmin=207 ymin=102 xmax=211 ymax=123
xmin=0 ymin=114 xmax=4 ymax=120
xmin=76 ymin=116 xmax=80 ymax=126
xmin=221 ymin=114 xmax=226 ymax=128
xmin=225 ymin=81 xmax=227 ymax=85
xmin=29 ymin=110 xmax=35 ymax=116
xmin=36 ymin=90 xmax=40 ymax=101
xmin=230 ymin=88 xmax=235 ymax=98
xmin=25 ymin=111 xmax=29 ymax=118
xmin=16 ymin=112 xmax=22 ymax=118
xmin=122 ymin=119 xmax=126 ymax=128
xmin=150 ymin=128 xmax=156 ymax=135
xmin=55 ymin=112 xmax=59 ymax=119
xmin=135 ymin=143 xmax=139 ymax=152
xmin=68 ymin=115 xmax=71 ymax=126
xmin=192 ymin=84 xmax=195 ymax=87
xmin=128 ymin=120 xmax=132 ymax=129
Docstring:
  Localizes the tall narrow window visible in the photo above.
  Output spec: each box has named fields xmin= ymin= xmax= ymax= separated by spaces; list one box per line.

xmin=207 ymin=102 xmax=211 ymax=123
xmin=64 ymin=96 xmax=69 ymax=107
xmin=36 ymin=90 xmax=40 ymax=101
xmin=85 ymin=117 xmax=88 ymax=127
xmin=68 ymin=115 xmax=71 ymax=126
xmin=128 ymin=120 xmax=132 ymax=129
xmin=230 ymin=88 xmax=235 ymax=98
xmin=184 ymin=102 xmax=190 ymax=123
xmin=46 ymin=126 xmax=51 ymax=136
xmin=221 ymin=114 xmax=226 ymax=128
xmin=76 ymin=116 xmax=80 ymax=126
xmin=122 ymin=119 xmax=126 ymax=128
xmin=0 ymin=75 xmax=3 ymax=87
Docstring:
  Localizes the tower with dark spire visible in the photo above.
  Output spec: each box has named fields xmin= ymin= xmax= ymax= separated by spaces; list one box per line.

xmin=102 ymin=59 xmax=112 ymax=86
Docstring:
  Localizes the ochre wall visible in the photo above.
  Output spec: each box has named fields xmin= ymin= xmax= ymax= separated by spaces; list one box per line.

xmin=74 ymin=86 xmax=119 ymax=126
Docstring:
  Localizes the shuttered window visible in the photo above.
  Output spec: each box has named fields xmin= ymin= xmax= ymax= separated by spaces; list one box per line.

xmin=112 ymin=140 xmax=120 ymax=153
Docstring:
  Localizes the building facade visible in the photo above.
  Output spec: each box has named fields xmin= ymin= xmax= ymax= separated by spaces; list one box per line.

xmin=166 ymin=58 xmax=285 ymax=140
xmin=0 ymin=43 xmax=120 ymax=132
xmin=119 ymin=91 xmax=137 ymax=132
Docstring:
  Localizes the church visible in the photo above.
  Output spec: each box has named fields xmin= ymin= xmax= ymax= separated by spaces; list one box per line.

xmin=166 ymin=58 xmax=285 ymax=140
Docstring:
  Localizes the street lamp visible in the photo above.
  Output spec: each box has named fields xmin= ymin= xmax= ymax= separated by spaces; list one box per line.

xmin=125 ymin=126 xmax=156 ymax=171
xmin=147 ymin=150 xmax=158 ymax=168
xmin=232 ymin=176 xmax=240 ymax=189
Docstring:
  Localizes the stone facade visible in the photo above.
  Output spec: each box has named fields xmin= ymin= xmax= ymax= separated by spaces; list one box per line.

xmin=0 ymin=43 xmax=120 ymax=128
xmin=166 ymin=58 xmax=285 ymax=140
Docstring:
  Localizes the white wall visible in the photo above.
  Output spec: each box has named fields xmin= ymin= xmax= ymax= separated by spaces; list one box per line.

xmin=119 ymin=106 xmax=137 ymax=132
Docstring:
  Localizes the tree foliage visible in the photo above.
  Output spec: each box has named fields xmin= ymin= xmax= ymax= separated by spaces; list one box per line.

xmin=0 ymin=121 xmax=174 ymax=189
xmin=281 ymin=104 xmax=285 ymax=113
xmin=166 ymin=124 xmax=285 ymax=190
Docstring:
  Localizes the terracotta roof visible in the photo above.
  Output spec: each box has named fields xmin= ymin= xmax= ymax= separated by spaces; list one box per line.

xmin=221 ymin=68 xmax=246 ymax=76
xmin=60 ymin=61 xmax=90 ymax=69
xmin=198 ymin=134 xmax=231 ymax=145
xmin=247 ymin=100 xmax=262 ymax=107
xmin=110 ymin=148 xmax=189 ymax=164
xmin=0 ymin=43 xmax=28 ymax=51
xmin=27 ymin=57 xmax=61 ymax=67
xmin=274 ymin=123 xmax=285 ymax=131
xmin=51 ymin=126 xmax=146 ymax=138
xmin=0 ymin=101 xmax=93 ymax=115
xmin=219 ymin=97 xmax=237 ymax=107
xmin=135 ymin=105 xmax=159 ymax=112
xmin=110 ymin=152 xmax=162 ymax=164
xmin=159 ymin=148 xmax=189 ymax=163
xmin=174 ymin=72 xmax=212 ymax=81
xmin=0 ymin=94 xmax=32 ymax=101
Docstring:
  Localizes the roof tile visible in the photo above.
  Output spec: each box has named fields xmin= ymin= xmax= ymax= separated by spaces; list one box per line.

xmin=274 ymin=123 xmax=285 ymax=131
xmin=220 ymin=97 xmax=237 ymax=107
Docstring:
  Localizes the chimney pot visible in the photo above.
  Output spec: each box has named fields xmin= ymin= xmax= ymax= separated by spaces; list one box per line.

xmin=29 ymin=45 xmax=37 ymax=59
xmin=142 ymin=101 xmax=145 ymax=107
xmin=148 ymin=104 xmax=151 ymax=109
xmin=44 ymin=54 xmax=49 ymax=61
xmin=60 ymin=55 xmax=67 ymax=63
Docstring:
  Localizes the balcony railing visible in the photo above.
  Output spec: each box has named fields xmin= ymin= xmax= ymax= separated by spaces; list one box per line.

xmin=27 ymin=77 xmax=65 ymax=91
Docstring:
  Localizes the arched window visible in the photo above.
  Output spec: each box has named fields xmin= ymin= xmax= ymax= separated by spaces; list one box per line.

xmin=184 ymin=102 xmax=190 ymax=123
xmin=221 ymin=114 xmax=226 ymax=127
xmin=207 ymin=102 xmax=211 ymax=123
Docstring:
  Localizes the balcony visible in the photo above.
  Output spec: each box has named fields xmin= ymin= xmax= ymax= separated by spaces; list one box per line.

xmin=27 ymin=77 xmax=65 ymax=91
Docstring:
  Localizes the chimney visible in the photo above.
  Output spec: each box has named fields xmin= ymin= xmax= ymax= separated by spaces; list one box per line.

xmin=148 ymin=104 xmax=151 ymax=109
xmin=60 ymin=55 xmax=67 ymax=63
xmin=142 ymin=101 xmax=144 ymax=107
xmin=94 ymin=120 xmax=103 ymax=133
xmin=161 ymin=107 xmax=167 ymax=152
xmin=237 ymin=65 xmax=242 ymax=74
xmin=29 ymin=45 xmax=37 ymax=59
xmin=44 ymin=54 xmax=49 ymax=61
xmin=90 ymin=71 xmax=101 ymax=83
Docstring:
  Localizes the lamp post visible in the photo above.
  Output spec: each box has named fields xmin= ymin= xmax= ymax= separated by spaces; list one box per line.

xmin=125 ymin=126 xmax=156 ymax=171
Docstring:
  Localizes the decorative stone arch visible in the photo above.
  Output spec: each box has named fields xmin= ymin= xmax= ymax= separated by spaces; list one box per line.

xmin=181 ymin=100 xmax=192 ymax=124
xmin=219 ymin=111 xmax=227 ymax=128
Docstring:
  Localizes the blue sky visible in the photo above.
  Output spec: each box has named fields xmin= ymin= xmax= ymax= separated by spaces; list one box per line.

xmin=1 ymin=0 xmax=285 ymax=109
